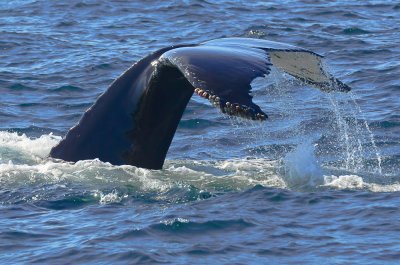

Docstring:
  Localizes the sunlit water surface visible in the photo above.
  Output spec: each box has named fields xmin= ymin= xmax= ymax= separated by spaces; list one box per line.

xmin=1 ymin=1 xmax=399 ymax=264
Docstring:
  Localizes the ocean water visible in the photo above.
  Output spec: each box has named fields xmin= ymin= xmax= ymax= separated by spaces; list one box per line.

xmin=1 ymin=0 xmax=399 ymax=264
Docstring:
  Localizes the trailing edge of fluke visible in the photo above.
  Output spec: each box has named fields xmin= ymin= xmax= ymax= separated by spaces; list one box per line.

xmin=50 ymin=37 xmax=351 ymax=169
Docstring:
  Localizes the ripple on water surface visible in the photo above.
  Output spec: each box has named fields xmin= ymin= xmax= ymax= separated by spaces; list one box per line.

xmin=1 ymin=0 xmax=400 ymax=264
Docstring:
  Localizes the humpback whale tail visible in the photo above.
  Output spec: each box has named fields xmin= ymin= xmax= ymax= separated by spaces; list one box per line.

xmin=50 ymin=38 xmax=351 ymax=169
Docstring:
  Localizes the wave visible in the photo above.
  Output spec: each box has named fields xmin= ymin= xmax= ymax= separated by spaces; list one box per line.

xmin=51 ymin=85 xmax=84 ymax=92
xmin=0 ymin=131 xmax=398 ymax=209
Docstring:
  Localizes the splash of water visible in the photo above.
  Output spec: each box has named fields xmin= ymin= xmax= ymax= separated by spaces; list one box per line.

xmin=349 ymin=93 xmax=383 ymax=174
xmin=282 ymin=141 xmax=324 ymax=188
xmin=327 ymin=92 xmax=383 ymax=175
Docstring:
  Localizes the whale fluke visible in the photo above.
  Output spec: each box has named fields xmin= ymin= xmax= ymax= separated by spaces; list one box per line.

xmin=50 ymin=37 xmax=351 ymax=169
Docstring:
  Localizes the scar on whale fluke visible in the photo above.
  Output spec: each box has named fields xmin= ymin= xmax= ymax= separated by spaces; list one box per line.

xmin=50 ymin=37 xmax=351 ymax=170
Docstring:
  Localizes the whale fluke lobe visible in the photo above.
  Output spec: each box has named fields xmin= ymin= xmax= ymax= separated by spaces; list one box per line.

xmin=50 ymin=38 xmax=351 ymax=169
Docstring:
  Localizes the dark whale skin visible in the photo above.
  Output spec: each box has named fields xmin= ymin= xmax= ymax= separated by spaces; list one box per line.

xmin=50 ymin=38 xmax=350 ymax=169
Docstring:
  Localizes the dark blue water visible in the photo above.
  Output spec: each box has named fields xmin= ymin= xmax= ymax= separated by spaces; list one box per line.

xmin=1 ymin=0 xmax=399 ymax=264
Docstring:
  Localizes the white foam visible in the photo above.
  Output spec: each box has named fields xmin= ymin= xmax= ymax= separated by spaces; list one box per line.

xmin=0 ymin=131 xmax=61 ymax=160
xmin=215 ymin=158 xmax=286 ymax=188
xmin=324 ymin=174 xmax=400 ymax=192
xmin=161 ymin=217 xmax=190 ymax=225
xmin=93 ymin=189 xmax=127 ymax=204
xmin=122 ymin=166 xmax=172 ymax=192
xmin=0 ymin=131 xmax=396 ymax=194
xmin=323 ymin=174 xmax=364 ymax=189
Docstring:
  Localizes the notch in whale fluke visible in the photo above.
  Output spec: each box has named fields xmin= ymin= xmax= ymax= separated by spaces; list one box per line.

xmin=50 ymin=37 xmax=351 ymax=169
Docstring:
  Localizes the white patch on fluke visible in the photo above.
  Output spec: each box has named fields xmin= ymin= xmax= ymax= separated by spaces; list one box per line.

xmin=270 ymin=51 xmax=330 ymax=83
